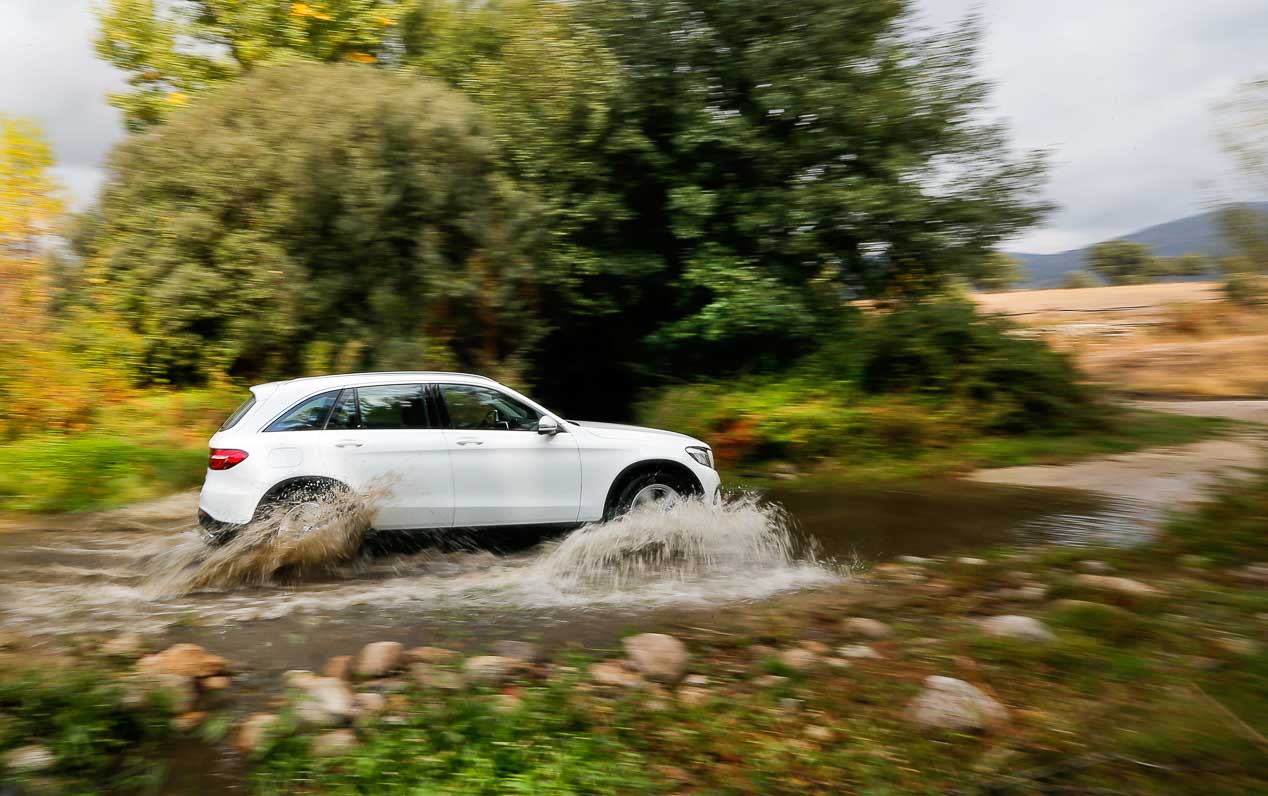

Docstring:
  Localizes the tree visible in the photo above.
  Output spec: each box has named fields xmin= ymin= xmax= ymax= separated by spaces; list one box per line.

xmin=0 ymin=116 xmax=63 ymax=251
xmin=1087 ymin=241 xmax=1155 ymax=285
xmin=966 ymin=252 xmax=1028 ymax=291
xmin=96 ymin=0 xmax=405 ymax=130
xmin=79 ymin=63 xmax=545 ymax=385
xmin=1062 ymin=270 xmax=1095 ymax=290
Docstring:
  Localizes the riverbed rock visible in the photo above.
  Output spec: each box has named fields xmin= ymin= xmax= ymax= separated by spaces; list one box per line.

xmin=411 ymin=663 xmax=465 ymax=692
xmin=676 ymin=685 xmax=711 ymax=706
xmin=323 ymin=655 xmax=353 ymax=681
xmin=463 ymin=655 xmax=520 ymax=686
xmin=1233 ymin=563 xmax=1268 ymax=586
xmin=897 ymin=556 xmax=935 ymax=566
xmin=354 ymin=642 xmax=404 ymax=679
xmin=137 ymin=643 xmax=227 ymax=679
xmin=200 ymin=675 xmax=232 ymax=691
xmin=837 ymin=644 xmax=882 ymax=660
xmin=172 ymin=711 xmax=208 ymax=733
xmin=979 ymin=615 xmax=1056 ymax=643
xmin=100 ymin=632 xmax=146 ymax=659
xmin=1073 ymin=574 xmax=1160 ymax=598
xmin=623 ymin=633 xmax=689 ymax=684
xmin=777 ymin=647 xmax=819 ymax=671
xmin=1076 ymin=560 xmax=1115 ymax=574
xmin=407 ymin=646 xmax=460 ymax=665
xmin=123 ymin=672 xmax=197 ymax=713
xmin=905 ymin=676 xmax=1009 ymax=733
xmin=492 ymin=640 xmax=542 ymax=664
xmin=235 ymin=713 xmax=280 ymax=755
xmin=311 ymin=728 xmax=359 ymax=758
xmin=354 ymin=692 xmax=387 ymax=720
xmin=4 ymin=744 xmax=55 ymax=774
xmin=1212 ymin=635 xmax=1262 ymax=657
xmin=589 ymin=660 xmax=645 ymax=689
xmin=294 ymin=676 xmax=357 ymax=727
xmin=842 ymin=617 xmax=892 ymax=640
xmin=956 ymin=557 xmax=988 ymax=567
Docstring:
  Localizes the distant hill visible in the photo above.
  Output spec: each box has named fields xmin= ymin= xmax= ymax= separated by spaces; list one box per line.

xmin=1008 ymin=201 xmax=1268 ymax=287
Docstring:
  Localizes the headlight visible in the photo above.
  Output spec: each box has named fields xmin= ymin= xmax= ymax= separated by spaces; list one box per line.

xmin=686 ymin=446 xmax=714 ymax=468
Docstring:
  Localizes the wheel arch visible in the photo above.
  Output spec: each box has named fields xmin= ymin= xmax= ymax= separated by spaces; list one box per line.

xmin=254 ymin=475 xmax=350 ymax=517
xmin=602 ymin=459 xmax=703 ymax=520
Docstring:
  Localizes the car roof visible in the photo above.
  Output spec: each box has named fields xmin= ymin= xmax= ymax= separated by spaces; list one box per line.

xmin=250 ymin=371 xmax=501 ymax=403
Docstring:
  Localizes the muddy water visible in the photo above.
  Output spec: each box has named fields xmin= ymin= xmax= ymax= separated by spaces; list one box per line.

xmin=0 ymin=480 xmax=1145 ymax=677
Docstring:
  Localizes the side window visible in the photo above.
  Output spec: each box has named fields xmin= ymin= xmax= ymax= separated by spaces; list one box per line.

xmin=219 ymin=395 xmax=255 ymax=431
xmin=357 ymin=385 xmax=432 ymax=430
xmin=265 ymin=390 xmax=339 ymax=432
xmin=438 ymin=384 xmax=540 ymax=431
xmin=325 ymin=388 xmax=359 ymax=430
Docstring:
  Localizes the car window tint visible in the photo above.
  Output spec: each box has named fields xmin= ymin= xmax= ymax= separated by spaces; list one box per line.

xmin=358 ymin=385 xmax=431 ymax=430
xmin=265 ymin=390 xmax=339 ymax=432
xmin=325 ymin=388 xmax=359 ymax=430
xmin=219 ymin=395 xmax=255 ymax=431
xmin=438 ymin=384 xmax=540 ymax=431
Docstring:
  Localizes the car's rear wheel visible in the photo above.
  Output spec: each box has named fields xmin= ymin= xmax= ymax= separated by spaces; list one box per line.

xmin=260 ymin=480 xmax=348 ymax=539
xmin=608 ymin=469 xmax=695 ymax=520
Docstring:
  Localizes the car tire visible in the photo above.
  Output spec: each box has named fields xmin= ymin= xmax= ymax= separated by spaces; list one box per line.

xmin=607 ymin=469 xmax=695 ymax=520
xmin=258 ymin=480 xmax=349 ymax=539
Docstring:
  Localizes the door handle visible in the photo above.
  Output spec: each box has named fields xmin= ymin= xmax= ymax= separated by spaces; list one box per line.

xmin=455 ymin=438 xmax=484 ymax=446
xmin=334 ymin=440 xmax=364 ymax=448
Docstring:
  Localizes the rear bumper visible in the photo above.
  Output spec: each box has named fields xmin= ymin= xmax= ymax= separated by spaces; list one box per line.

xmin=197 ymin=508 xmax=244 ymax=544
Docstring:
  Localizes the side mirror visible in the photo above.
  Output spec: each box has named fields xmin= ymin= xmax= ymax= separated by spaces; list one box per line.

xmin=537 ymin=416 xmax=561 ymax=436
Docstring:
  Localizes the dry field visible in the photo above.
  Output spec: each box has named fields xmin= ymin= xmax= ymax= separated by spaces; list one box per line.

xmin=974 ymin=281 xmax=1268 ymax=398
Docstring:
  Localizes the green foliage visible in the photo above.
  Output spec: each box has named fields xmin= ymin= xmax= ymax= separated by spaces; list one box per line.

xmin=80 ymin=63 xmax=543 ymax=386
xmin=255 ymin=679 xmax=657 ymax=794
xmin=1160 ymin=469 xmax=1268 ymax=565
xmin=1061 ymin=270 xmax=1097 ymax=289
xmin=1087 ymin=240 xmax=1157 ymax=285
xmin=965 ymin=252 xmax=1028 ymax=291
xmin=1222 ymin=271 xmax=1267 ymax=305
xmin=0 ymin=667 xmax=173 ymax=790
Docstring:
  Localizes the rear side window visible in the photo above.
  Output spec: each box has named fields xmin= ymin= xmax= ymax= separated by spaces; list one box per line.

xmin=265 ymin=390 xmax=340 ymax=432
xmin=357 ymin=385 xmax=433 ymax=430
xmin=219 ymin=396 xmax=256 ymax=431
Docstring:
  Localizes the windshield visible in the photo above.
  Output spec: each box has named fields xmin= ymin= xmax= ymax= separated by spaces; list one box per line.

xmin=218 ymin=395 xmax=256 ymax=431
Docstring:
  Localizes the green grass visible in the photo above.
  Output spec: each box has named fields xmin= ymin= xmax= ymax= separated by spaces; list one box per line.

xmin=0 ymin=434 xmax=206 ymax=513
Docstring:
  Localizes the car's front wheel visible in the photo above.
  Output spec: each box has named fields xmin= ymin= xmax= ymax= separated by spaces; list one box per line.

xmin=607 ymin=469 xmax=695 ymax=520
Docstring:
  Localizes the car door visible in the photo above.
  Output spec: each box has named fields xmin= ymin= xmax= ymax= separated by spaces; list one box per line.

xmin=435 ymin=383 xmax=582 ymax=526
xmin=319 ymin=384 xmax=454 ymax=530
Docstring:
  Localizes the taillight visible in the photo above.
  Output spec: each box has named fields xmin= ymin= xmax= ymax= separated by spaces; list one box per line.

xmin=208 ymin=448 xmax=249 ymax=471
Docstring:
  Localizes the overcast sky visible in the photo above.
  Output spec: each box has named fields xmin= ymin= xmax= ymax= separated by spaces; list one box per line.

xmin=2 ymin=0 xmax=1265 ymax=253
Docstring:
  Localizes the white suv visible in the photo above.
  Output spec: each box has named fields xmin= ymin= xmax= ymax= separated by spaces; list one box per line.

xmin=198 ymin=372 xmax=720 ymax=542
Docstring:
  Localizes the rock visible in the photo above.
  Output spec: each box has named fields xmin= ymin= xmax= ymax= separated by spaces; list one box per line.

xmin=1073 ymin=574 xmax=1160 ymax=597
xmin=293 ymin=676 xmax=357 ymax=727
xmin=842 ymin=617 xmax=892 ymax=640
xmin=1213 ymin=636 xmax=1262 ymax=657
xmin=411 ymin=663 xmax=465 ymax=692
xmin=124 ymin=672 xmax=197 ymax=713
xmin=623 ymin=633 xmax=689 ymax=684
xmin=956 ymin=557 xmax=988 ymax=567
xmin=200 ymin=675 xmax=232 ymax=691
xmin=752 ymin=674 xmax=789 ymax=688
xmin=800 ymin=639 xmax=831 ymax=655
xmin=905 ymin=676 xmax=1009 ymax=733
xmin=825 ymin=658 xmax=851 ymax=669
xmin=676 ymin=686 xmax=711 ymax=707
xmin=407 ymin=646 xmax=459 ymax=665
xmin=778 ymin=697 xmax=802 ymax=713
xmin=1076 ymin=560 xmax=1115 ymax=574
xmin=4 ymin=744 xmax=55 ymax=774
xmin=137 ymin=643 xmax=227 ymax=679
xmin=837 ymin=644 xmax=882 ymax=660
xmin=804 ymin=725 xmax=835 ymax=743
xmin=463 ymin=655 xmax=520 ymax=686
xmin=311 ymin=728 xmax=359 ymax=758
xmin=492 ymin=640 xmax=542 ymax=664
xmin=100 ymin=632 xmax=146 ymax=658
xmin=978 ymin=615 xmax=1056 ymax=643
xmin=172 ymin=711 xmax=208 ymax=733
xmin=353 ymin=692 xmax=387 ymax=720
xmin=359 ymin=677 xmax=408 ymax=693
xmin=897 ymin=556 xmax=935 ymax=566
xmin=683 ymin=674 xmax=710 ymax=687
xmin=323 ymin=655 xmax=353 ymax=681
xmin=1233 ymin=563 xmax=1268 ymax=585
xmin=589 ymin=660 xmax=645 ymax=689
xmin=235 ymin=713 xmax=280 ymax=755
xmin=777 ymin=647 xmax=819 ymax=671
xmin=354 ymin=642 xmax=403 ymax=679
xmin=998 ymin=584 xmax=1048 ymax=602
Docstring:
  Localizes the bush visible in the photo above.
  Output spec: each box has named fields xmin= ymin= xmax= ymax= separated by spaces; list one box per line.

xmin=1160 ymin=469 xmax=1268 ymax=565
